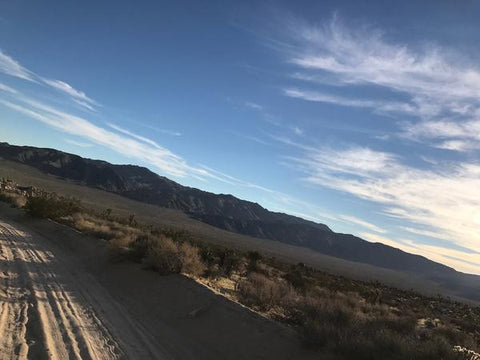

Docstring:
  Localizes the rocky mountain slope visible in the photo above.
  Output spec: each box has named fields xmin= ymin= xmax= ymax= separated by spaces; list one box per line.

xmin=0 ymin=142 xmax=466 ymax=282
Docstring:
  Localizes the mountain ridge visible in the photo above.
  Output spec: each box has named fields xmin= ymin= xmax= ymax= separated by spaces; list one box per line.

xmin=0 ymin=142 xmax=463 ymax=281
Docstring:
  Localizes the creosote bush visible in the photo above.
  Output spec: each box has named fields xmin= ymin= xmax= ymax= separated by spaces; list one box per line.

xmin=25 ymin=192 xmax=81 ymax=220
xmin=178 ymin=242 xmax=205 ymax=277
xmin=143 ymin=236 xmax=182 ymax=275
xmin=237 ymin=272 xmax=292 ymax=311
xmin=128 ymin=234 xmax=205 ymax=276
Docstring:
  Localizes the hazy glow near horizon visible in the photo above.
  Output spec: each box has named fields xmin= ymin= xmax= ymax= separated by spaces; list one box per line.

xmin=1 ymin=1 xmax=480 ymax=274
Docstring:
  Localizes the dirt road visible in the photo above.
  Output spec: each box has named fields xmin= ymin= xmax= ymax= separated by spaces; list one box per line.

xmin=0 ymin=220 xmax=171 ymax=360
xmin=0 ymin=204 xmax=316 ymax=360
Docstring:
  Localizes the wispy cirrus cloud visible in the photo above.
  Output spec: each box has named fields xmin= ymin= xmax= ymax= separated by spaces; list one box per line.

xmin=107 ymin=123 xmax=164 ymax=149
xmin=284 ymin=88 xmax=416 ymax=115
xmin=280 ymin=15 xmax=480 ymax=153
xmin=284 ymin=144 xmax=480 ymax=260
xmin=402 ymin=119 xmax=480 ymax=151
xmin=0 ymin=82 xmax=18 ymax=94
xmin=0 ymin=50 xmax=294 ymax=201
xmin=338 ymin=215 xmax=387 ymax=234
xmin=42 ymin=79 xmax=98 ymax=111
xmin=0 ymin=93 xmax=200 ymax=178
xmin=64 ymin=138 xmax=94 ymax=148
xmin=0 ymin=49 xmax=97 ymax=111
xmin=361 ymin=233 xmax=480 ymax=275
xmin=0 ymin=49 xmax=34 ymax=81
xmin=245 ymin=101 xmax=264 ymax=111
xmin=268 ymin=15 xmax=480 ymax=272
xmin=284 ymin=16 xmax=480 ymax=119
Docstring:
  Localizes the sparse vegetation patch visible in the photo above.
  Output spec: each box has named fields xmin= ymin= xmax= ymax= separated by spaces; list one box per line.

xmin=1 ymin=181 xmax=480 ymax=359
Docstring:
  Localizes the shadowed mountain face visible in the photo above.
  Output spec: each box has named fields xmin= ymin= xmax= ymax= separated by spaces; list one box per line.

xmin=0 ymin=142 xmax=462 ymax=281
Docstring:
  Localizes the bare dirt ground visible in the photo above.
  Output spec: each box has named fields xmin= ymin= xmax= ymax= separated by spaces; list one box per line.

xmin=0 ymin=220 xmax=171 ymax=360
xmin=0 ymin=204 xmax=315 ymax=360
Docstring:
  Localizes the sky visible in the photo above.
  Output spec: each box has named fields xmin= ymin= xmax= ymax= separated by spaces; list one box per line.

xmin=1 ymin=0 xmax=480 ymax=274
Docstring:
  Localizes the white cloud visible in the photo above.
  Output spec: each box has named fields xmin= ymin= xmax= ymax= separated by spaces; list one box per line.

xmin=0 ymin=49 xmax=97 ymax=110
xmin=402 ymin=119 xmax=480 ymax=151
xmin=293 ymin=126 xmax=303 ymax=136
xmin=284 ymin=88 xmax=416 ymax=115
xmin=0 ymin=82 xmax=17 ymax=94
xmin=361 ymin=233 xmax=480 ymax=275
xmin=107 ymin=123 xmax=164 ymax=149
xmin=282 ymin=16 xmax=480 ymax=152
xmin=0 ymin=49 xmax=34 ymax=81
xmin=245 ymin=101 xmax=264 ymax=111
xmin=0 ymin=95 xmax=198 ymax=178
xmin=287 ymin=17 xmax=480 ymax=112
xmin=64 ymin=138 xmax=94 ymax=148
xmin=339 ymin=215 xmax=387 ymax=234
xmin=42 ymin=79 xmax=98 ymax=110
xmin=286 ymin=145 xmax=480 ymax=263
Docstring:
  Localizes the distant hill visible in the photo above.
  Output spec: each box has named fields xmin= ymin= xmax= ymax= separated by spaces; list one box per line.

xmin=0 ymin=142 xmax=464 ymax=281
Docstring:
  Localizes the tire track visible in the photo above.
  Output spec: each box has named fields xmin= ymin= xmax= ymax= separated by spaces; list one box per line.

xmin=0 ymin=219 xmax=172 ymax=360
xmin=0 ymin=222 xmax=123 ymax=360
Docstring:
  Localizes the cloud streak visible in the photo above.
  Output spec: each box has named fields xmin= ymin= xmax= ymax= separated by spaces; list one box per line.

xmin=0 ymin=49 xmax=34 ymax=81
xmin=42 ymin=79 xmax=98 ymax=111
xmin=286 ymin=16 xmax=480 ymax=117
xmin=285 ymin=144 xmax=480 ymax=261
xmin=0 ymin=49 xmax=97 ymax=110
xmin=281 ymin=15 xmax=480 ymax=153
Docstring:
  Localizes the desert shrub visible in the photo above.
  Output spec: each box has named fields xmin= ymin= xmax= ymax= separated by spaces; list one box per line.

xmin=0 ymin=191 xmax=26 ymax=208
xmin=178 ymin=242 xmax=205 ymax=276
xmin=25 ymin=192 xmax=81 ymax=219
xmin=284 ymin=266 xmax=309 ymax=291
xmin=107 ymin=235 xmax=136 ymax=261
xmin=70 ymin=213 xmax=140 ymax=240
xmin=199 ymin=246 xmax=223 ymax=278
xmin=143 ymin=236 xmax=182 ymax=275
xmin=237 ymin=272 xmax=292 ymax=311
xmin=246 ymin=251 xmax=262 ymax=272
xmin=129 ymin=234 xmax=161 ymax=262
xmin=282 ymin=287 xmax=463 ymax=360
xmin=218 ymin=249 xmax=241 ymax=277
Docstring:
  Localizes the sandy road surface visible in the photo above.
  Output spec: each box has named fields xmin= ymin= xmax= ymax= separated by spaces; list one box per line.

xmin=0 ymin=220 xmax=171 ymax=360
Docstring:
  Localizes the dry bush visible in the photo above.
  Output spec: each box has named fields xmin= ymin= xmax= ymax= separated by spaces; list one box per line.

xmin=25 ymin=192 xmax=81 ymax=219
xmin=282 ymin=287 xmax=462 ymax=359
xmin=237 ymin=272 xmax=292 ymax=311
xmin=0 ymin=191 xmax=26 ymax=208
xmin=143 ymin=236 xmax=182 ymax=275
xmin=71 ymin=213 xmax=140 ymax=240
xmin=107 ymin=234 xmax=136 ymax=261
xmin=178 ymin=242 xmax=205 ymax=277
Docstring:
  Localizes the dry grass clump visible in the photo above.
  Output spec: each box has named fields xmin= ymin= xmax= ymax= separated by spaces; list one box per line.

xmin=143 ymin=236 xmax=182 ymax=275
xmin=178 ymin=242 xmax=205 ymax=277
xmin=25 ymin=192 xmax=81 ymax=219
xmin=236 ymin=270 xmax=471 ymax=360
xmin=70 ymin=213 xmax=140 ymax=240
xmin=0 ymin=191 xmax=26 ymax=208
xmin=127 ymin=234 xmax=205 ymax=276
xmin=237 ymin=272 xmax=292 ymax=311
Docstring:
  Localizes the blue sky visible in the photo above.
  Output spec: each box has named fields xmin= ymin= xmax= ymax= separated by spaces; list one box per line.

xmin=1 ymin=0 xmax=480 ymax=273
